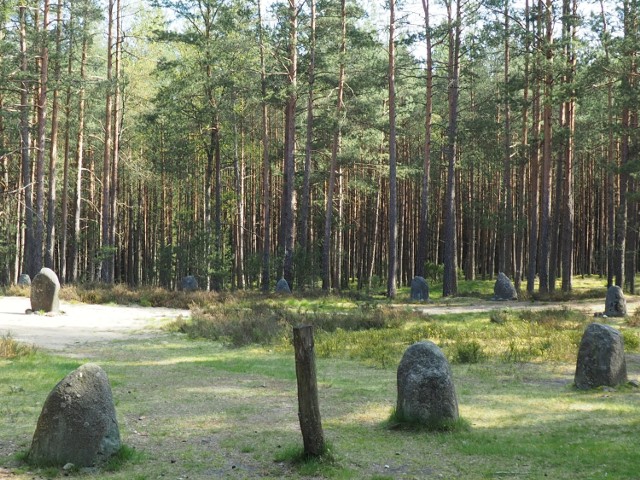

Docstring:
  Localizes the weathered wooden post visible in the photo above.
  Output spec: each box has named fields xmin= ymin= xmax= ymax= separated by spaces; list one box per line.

xmin=293 ymin=325 xmax=325 ymax=457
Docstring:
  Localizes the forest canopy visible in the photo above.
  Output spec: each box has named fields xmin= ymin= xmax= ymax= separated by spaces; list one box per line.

xmin=0 ymin=0 xmax=638 ymax=297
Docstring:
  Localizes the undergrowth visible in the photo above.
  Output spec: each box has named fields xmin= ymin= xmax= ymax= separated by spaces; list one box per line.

xmin=0 ymin=333 xmax=37 ymax=359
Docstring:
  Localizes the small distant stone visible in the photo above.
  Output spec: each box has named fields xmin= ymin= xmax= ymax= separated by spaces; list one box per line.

xmin=275 ymin=278 xmax=291 ymax=294
xmin=17 ymin=273 xmax=31 ymax=286
xmin=30 ymin=268 xmax=61 ymax=314
xmin=493 ymin=272 xmax=517 ymax=301
xmin=410 ymin=276 xmax=429 ymax=301
xmin=628 ymin=379 xmax=640 ymax=388
xmin=604 ymin=285 xmax=626 ymax=317
xmin=63 ymin=463 xmax=75 ymax=471
xmin=574 ymin=323 xmax=627 ymax=390
xmin=180 ymin=275 xmax=199 ymax=292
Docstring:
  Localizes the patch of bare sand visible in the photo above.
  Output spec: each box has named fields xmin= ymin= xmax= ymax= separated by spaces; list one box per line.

xmin=0 ymin=296 xmax=190 ymax=350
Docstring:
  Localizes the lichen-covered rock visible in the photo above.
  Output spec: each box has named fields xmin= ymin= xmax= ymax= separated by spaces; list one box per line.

xmin=604 ymin=285 xmax=626 ymax=317
xmin=28 ymin=363 xmax=121 ymax=467
xmin=493 ymin=272 xmax=517 ymax=301
xmin=410 ymin=276 xmax=429 ymax=301
xmin=275 ymin=278 xmax=291 ymax=294
xmin=18 ymin=273 xmax=31 ymax=286
xmin=181 ymin=275 xmax=199 ymax=292
xmin=30 ymin=268 xmax=60 ymax=313
xmin=574 ymin=323 xmax=627 ymax=390
xmin=396 ymin=341 xmax=459 ymax=425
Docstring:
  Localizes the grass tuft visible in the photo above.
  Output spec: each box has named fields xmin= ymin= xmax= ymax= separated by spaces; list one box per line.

xmin=103 ymin=445 xmax=144 ymax=472
xmin=0 ymin=333 xmax=37 ymax=359
xmin=387 ymin=408 xmax=471 ymax=433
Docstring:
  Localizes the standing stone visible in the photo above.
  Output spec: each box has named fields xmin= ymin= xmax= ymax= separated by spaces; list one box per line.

xmin=396 ymin=341 xmax=459 ymax=425
xmin=493 ymin=272 xmax=517 ymax=301
xmin=604 ymin=285 xmax=626 ymax=317
xmin=30 ymin=268 xmax=60 ymax=313
xmin=275 ymin=278 xmax=291 ymax=294
xmin=410 ymin=276 xmax=429 ymax=301
xmin=574 ymin=323 xmax=628 ymax=390
xmin=18 ymin=273 xmax=31 ymax=286
xmin=181 ymin=275 xmax=199 ymax=292
xmin=28 ymin=363 xmax=121 ymax=467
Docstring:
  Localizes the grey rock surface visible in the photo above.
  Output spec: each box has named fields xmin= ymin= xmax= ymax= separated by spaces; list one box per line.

xmin=493 ymin=272 xmax=517 ymax=301
xmin=29 ymin=363 xmax=121 ymax=467
xmin=410 ymin=276 xmax=429 ymax=301
xmin=275 ymin=278 xmax=291 ymax=294
xmin=30 ymin=268 xmax=60 ymax=313
xmin=574 ymin=323 xmax=628 ymax=390
xmin=181 ymin=275 xmax=199 ymax=292
xmin=396 ymin=341 xmax=459 ymax=424
xmin=604 ymin=285 xmax=626 ymax=317
xmin=17 ymin=273 xmax=31 ymax=286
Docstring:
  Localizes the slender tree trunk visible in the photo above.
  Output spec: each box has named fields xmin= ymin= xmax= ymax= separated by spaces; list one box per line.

xmin=34 ymin=0 xmax=50 ymax=276
xmin=281 ymin=0 xmax=298 ymax=288
xmin=110 ymin=0 xmax=122 ymax=282
xmin=323 ymin=0 xmax=346 ymax=292
xmin=416 ymin=0 xmax=433 ymax=279
xmin=300 ymin=0 xmax=316 ymax=270
xmin=538 ymin=0 xmax=553 ymax=294
xmin=387 ymin=0 xmax=398 ymax=298
xmin=443 ymin=0 xmax=461 ymax=297
xmin=258 ymin=0 xmax=271 ymax=292
xmin=45 ymin=0 xmax=62 ymax=270
xmin=561 ymin=0 xmax=577 ymax=292
xmin=60 ymin=3 xmax=74 ymax=283
xmin=71 ymin=31 xmax=88 ymax=283
xmin=19 ymin=6 xmax=35 ymax=278
xmin=101 ymin=0 xmax=114 ymax=283
xmin=500 ymin=0 xmax=513 ymax=277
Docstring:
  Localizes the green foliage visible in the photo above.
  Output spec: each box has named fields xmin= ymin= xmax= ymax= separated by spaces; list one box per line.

xmin=453 ymin=340 xmax=486 ymax=364
xmin=621 ymin=329 xmax=640 ymax=351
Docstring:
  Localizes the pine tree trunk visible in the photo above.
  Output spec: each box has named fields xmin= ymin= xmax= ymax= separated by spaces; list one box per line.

xmin=443 ymin=0 xmax=461 ymax=297
xmin=387 ymin=0 xmax=398 ymax=298
xmin=101 ymin=0 xmax=114 ymax=283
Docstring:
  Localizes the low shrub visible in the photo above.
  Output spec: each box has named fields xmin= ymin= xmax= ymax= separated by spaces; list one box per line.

xmin=453 ymin=340 xmax=486 ymax=364
xmin=622 ymin=329 xmax=640 ymax=351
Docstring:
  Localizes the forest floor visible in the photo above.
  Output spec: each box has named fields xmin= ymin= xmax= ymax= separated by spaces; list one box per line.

xmin=0 ymin=294 xmax=637 ymax=351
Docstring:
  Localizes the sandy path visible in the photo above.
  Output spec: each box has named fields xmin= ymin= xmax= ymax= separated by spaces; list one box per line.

xmin=0 ymin=296 xmax=190 ymax=350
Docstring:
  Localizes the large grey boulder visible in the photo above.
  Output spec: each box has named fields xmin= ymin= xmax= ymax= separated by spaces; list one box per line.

xmin=604 ymin=285 xmax=626 ymax=317
xmin=29 ymin=363 xmax=121 ymax=467
xmin=396 ymin=341 xmax=459 ymax=425
xmin=493 ymin=272 xmax=517 ymax=301
xmin=275 ymin=278 xmax=291 ymax=294
xmin=17 ymin=273 xmax=31 ymax=286
xmin=410 ymin=276 xmax=429 ymax=301
xmin=181 ymin=275 xmax=199 ymax=292
xmin=30 ymin=268 xmax=60 ymax=313
xmin=574 ymin=323 xmax=628 ymax=390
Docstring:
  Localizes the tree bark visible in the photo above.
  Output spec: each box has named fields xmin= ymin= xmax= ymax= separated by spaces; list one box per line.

xmin=387 ymin=0 xmax=398 ymax=298
xmin=323 ymin=0 xmax=346 ymax=292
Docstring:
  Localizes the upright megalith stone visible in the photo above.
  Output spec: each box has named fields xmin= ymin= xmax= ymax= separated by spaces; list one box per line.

xmin=410 ymin=276 xmax=429 ymax=301
xmin=396 ymin=341 xmax=459 ymax=425
xmin=30 ymin=268 xmax=60 ymax=313
xmin=181 ymin=275 xmax=199 ymax=292
xmin=605 ymin=285 xmax=626 ymax=317
xmin=493 ymin=272 xmax=517 ymax=301
xmin=574 ymin=323 xmax=627 ymax=390
xmin=17 ymin=273 xmax=31 ymax=286
xmin=29 ymin=363 xmax=121 ymax=467
xmin=275 ymin=278 xmax=291 ymax=294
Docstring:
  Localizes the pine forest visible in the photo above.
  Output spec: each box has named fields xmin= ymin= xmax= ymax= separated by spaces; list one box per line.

xmin=0 ymin=0 xmax=638 ymax=298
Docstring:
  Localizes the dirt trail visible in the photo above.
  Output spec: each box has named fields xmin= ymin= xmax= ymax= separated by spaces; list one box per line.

xmin=0 ymin=296 xmax=190 ymax=350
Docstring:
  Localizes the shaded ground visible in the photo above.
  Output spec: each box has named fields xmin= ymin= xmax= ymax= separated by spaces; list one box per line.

xmin=0 ymin=296 xmax=190 ymax=350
